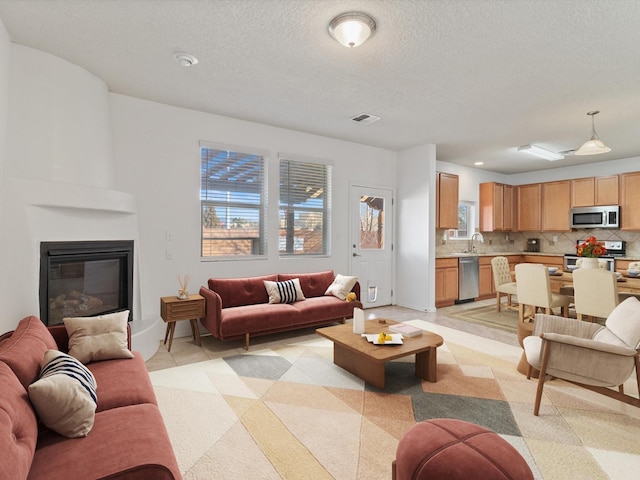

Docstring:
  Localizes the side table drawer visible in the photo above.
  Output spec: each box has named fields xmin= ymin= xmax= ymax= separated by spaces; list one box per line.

xmin=160 ymin=295 xmax=205 ymax=322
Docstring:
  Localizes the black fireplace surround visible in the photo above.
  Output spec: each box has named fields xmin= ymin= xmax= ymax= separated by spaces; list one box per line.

xmin=39 ymin=240 xmax=134 ymax=325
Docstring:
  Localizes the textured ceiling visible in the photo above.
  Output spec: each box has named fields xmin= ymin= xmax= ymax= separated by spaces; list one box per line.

xmin=1 ymin=0 xmax=639 ymax=174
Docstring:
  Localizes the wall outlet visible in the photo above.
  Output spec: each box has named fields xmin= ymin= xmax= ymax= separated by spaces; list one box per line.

xmin=165 ymin=249 xmax=173 ymax=260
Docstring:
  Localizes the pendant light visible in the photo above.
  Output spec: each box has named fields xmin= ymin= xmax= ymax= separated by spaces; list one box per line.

xmin=575 ymin=110 xmax=611 ymax=156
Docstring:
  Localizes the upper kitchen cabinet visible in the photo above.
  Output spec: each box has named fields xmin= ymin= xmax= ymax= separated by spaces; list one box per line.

xmin=436 ymin=172 xmax=459 ymax=229
xmin=517 ymin=183 xmax=541 ymax=231
xmin=571 ymin=176 xmax=619 ymax=207
xmin=620 ymin=172 xmax=640 ymax=230
xmin=479 ymin=182 xmax=513 ymax=232
xmin=542 ymin=180 xmax=571 ymax=231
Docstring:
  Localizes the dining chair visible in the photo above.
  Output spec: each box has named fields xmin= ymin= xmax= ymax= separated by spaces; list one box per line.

xmin=572 ymin=268 xmax=619 ymax=322
xmin=515 ymin=263 xmax=571 ymax=323
xmin=491 ymin=256 xmax=518 ymax=312
xmin=523 ymin=297 xmax=640 ymax=415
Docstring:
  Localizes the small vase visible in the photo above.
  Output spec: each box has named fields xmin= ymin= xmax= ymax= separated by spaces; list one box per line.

xmin=581 ymin=257 xmax=600 ymax=269
xmin=178 ymin=290 xmax=189 ymax=300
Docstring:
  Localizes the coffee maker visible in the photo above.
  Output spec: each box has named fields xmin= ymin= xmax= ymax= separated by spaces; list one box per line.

xmin=526 ymin=238 xmax=540 ymax=252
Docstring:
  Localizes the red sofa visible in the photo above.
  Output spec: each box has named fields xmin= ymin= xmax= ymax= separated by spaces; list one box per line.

xmin=0 ymin=316 xmax=181 ymax=480
xmin=199 ymin=270 xmax=361 ymax=349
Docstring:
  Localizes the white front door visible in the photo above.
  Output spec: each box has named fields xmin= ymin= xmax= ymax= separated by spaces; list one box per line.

xmin=350 ymin=185 xmax=394 ymax=308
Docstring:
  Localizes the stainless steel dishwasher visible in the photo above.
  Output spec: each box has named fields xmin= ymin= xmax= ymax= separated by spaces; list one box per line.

xmin=457 ymin=256 xmax=479 ymax=303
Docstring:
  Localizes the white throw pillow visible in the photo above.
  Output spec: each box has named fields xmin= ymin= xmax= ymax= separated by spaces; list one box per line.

xmin=64 ymin=311 xmax=133 ymax=364
xmin=604 ymin=297 xmax=640 ymax=349
xmin=324 ymin=274 xmax=358 ymax=300
xmin=264 ymin=279 xmax=305 ymax=304
xmin=28 ymin=350 xmax=97 ymax=438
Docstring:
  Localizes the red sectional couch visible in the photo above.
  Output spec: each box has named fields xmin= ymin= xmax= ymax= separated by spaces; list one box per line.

xmin=199 ymin=270 xmax=361 ymax=349
xmin=0 ymin=316 xmax=181 ymax=480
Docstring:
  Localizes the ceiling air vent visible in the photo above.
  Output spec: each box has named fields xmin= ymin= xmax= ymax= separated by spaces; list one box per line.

xmin=351 ymin=113 xmax=380 ymax=125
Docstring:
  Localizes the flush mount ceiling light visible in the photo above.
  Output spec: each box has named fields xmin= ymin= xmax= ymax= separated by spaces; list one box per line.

xmin=517 ymin=144 xmax=565 ymax=161
xmin=575 ymin=110 xmax=611 ymax=155
xmin=172 ymin=52 xmax=198 ymax=67
xmin=328 ymin=12 xmax=376 ymax=48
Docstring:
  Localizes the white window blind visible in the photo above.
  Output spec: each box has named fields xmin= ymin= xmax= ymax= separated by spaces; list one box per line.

xmin=279 ymin=158 xmax=331 ymax=256
xmin=200 ymin=144 xmax=267 ymax=258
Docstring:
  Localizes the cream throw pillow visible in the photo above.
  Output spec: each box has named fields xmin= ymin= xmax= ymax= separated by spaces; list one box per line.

xmin=324 ymin=274 xmax=358 ymax=300
xmin=28 ymin=350 xmax=97 ymax=438
xmin=64 ymin=311 xmax=133 ymax=364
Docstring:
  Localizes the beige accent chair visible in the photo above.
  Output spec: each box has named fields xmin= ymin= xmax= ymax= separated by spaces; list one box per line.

xmin=515 ymin=263 xmax=571 ymax=323
xmin=491 ymin=256 xmax=518 ymax=312
xmin=523 ymin=297 xmax=640 ymax=415
xmin=572 ymin=268 xmax=619 ymax=322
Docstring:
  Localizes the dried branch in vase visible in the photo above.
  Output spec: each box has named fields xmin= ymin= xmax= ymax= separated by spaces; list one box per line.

xmin=177 ymin=274 xmax=190 ymax=299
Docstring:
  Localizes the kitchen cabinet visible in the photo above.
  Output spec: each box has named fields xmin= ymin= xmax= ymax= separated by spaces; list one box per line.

xmin=571 ymin=176 xmax=619 ymax=207
xmin=620 ymin=172 xmax=640 ymax=230
xmin=542 ymin=180 xmax=571 ymax=231
xmin=479 ymin=182 xmax=514 ymax=232
xmin=516 ymin=183 xmax=541 ymax=231
xmin=478 ymin=257 xmax=495 ymax=297
xmin=435 ymin=258 xmax=459 ymax=307
xmin=436 ymin=172 xmax=459 ymax=229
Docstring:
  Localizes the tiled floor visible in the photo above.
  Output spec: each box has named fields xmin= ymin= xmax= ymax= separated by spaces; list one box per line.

xmin=145 ymin=300 xmax=640 ymax=480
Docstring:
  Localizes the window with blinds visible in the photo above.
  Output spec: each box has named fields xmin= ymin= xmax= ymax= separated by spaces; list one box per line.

xmin=200 ymin=143 xmax=267 ymax=258
xmin=279 ymin=158 xmax=331 ymax=256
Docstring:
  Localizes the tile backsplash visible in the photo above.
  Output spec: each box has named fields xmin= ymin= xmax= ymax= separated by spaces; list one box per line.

xmin=437 ymin=229 xmax=640 ymax=259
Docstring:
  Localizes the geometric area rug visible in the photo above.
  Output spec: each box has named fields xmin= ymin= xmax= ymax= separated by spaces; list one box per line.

xmin=148 ymin=320 xmax=640 ymax=480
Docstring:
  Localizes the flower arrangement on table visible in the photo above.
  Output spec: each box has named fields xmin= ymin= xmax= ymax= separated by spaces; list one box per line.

xmin=576 ymin=236 xmax=607 ymax=257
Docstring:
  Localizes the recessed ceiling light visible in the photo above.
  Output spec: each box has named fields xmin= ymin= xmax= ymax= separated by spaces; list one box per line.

xmin=474 ymin=162 xmax=484 ymax=166
xmin=172 ymin=52 xmax=198 ymax=67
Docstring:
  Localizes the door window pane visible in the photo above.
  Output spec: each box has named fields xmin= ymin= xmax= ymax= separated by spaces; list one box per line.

xmin=359 ymin=196 xmax=384 ymax=250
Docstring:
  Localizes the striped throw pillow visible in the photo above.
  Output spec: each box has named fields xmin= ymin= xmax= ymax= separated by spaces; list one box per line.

xmin=264 ymin=278 xmax=306 ymax=304
xmin=28 ymin=350 xmax=97 ymax=437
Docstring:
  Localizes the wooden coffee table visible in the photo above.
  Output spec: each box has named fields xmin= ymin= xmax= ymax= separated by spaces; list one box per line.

xmin=316 ymin=319 xmax=444 ymax=389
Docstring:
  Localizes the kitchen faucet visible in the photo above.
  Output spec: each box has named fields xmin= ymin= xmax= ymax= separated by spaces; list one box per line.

xmin=468 ymin=232 xmax=484 ymax=253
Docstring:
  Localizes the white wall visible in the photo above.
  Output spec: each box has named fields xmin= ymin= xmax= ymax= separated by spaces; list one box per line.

xmin=0 ymin=44 xmax=143 ymax=341
xmin=0 ymin=17 xmax=8 ymax=318
xmin=0 ymin=41 xmax=398 ymax=344
xmin=109 ymin=94 xmax=397 ymax=338
xmin=396 ymin=144 xmax=437 ymax=312
xmin=507 ymin=157 xmax=640 ymax=185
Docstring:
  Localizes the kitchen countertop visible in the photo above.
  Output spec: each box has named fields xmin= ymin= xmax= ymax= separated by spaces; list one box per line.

xmin=436 ymin=252 xmax=640 ymax=261
xmin=436 ymin=252 xmax=560 ymax=259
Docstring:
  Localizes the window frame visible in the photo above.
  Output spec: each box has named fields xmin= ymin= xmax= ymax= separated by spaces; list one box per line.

xmin=278 ymin=154 xmax=332 ymax=257
xmin=448 ymin=199 xmax=476 ymax=240
xmin=199 ymin=141 xmax=268 ymax=261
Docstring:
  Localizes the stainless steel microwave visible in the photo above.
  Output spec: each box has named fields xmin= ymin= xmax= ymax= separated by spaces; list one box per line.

xmin=570 ymin=205 xmax=620 ymax=229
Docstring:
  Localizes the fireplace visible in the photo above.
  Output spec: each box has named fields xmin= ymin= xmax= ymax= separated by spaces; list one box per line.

xmin=39 ymin=240 xmax=134 ymax=325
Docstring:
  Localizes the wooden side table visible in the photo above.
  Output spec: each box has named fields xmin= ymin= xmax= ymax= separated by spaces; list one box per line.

xmin=160 ymin=294 xmax=205 ymax=352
